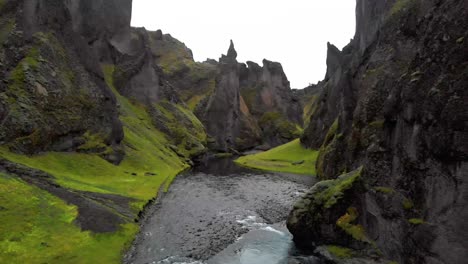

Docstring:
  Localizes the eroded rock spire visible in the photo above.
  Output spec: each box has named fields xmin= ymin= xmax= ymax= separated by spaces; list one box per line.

xmin=227 ymin=39 xmax=237 ymax=59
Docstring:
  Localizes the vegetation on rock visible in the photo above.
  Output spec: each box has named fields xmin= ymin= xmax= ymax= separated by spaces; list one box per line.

xmin=336 ymin=207 xmax=370 ymax=243
xmin=325 ymin=245 xmax=355 ymax=259
xmin=287 ymin=167 xmax=365 ymax=248
xmin=0 ymin=172 xmax=138 ymax=263
xmin=0 ymin=63 xmax=190 ymax=263
xmin=235 ymin=139 xmax=318 ymax=175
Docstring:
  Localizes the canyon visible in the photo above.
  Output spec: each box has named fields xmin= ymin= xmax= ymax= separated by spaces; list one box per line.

xmin=0 ymin=0 xmax=466 ymax=264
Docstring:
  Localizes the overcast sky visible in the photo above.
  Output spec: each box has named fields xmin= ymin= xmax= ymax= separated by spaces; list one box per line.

xmin=131 ymin=0 xmax=356 ymax=88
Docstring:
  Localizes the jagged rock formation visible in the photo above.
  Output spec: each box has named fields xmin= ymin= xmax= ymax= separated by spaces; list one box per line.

xmin=240 ymin=59 xmax=302 ymax=147
xmin=197 ymin=41 xmax=261 ymax=151
xmin=0 ymin=0 xmax=305 ymax=262
xmin=289 ymin=0 xmax=468 ymax=263
xmin=150 ymin=35 xmax=302 ymax=151
xmin=0 ymin=0 xmax=302 ymax=159
xmin=0 ymin=0 xmax=209 ymax=162
xmin=295 ymin=83 xmax=324 ymax=126
xmin=0 ymin=0 xmax=124 ymax=160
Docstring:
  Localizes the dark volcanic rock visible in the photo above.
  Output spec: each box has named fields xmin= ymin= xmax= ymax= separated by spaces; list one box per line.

xmin=198 ymin=42 xmax=261 ymax=151
xmin=239 ymin=59 xmax=303 ymax=147
xmin=0 ymin=0 xmax=125 ymax=158
xmin=287 ymin=168 xmax=365 ymax=248
xmin=293 ymin=0 xmax=468 ymax=263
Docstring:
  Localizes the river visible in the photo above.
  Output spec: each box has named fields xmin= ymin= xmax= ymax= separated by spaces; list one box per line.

xmin=124 ymin=158 xmax=320 ymax=264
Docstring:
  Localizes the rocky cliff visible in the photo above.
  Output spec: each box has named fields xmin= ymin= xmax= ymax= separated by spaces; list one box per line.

xmin=0 ymin=0 xmax=208 ymax=163
xmin=0 ymin=0 xmax=125 ymax=158
xmin=147 ymin=34 xmax=302 ymax=151
xmin=240 ymin=59 xmax=303 ymax=148
xmin=288 ymin=0 xmax=468 ymax=263
xmin=0 ymin=2 xmax=305 ymax=261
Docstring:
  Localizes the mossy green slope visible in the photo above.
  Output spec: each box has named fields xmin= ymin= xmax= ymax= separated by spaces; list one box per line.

xmin=0 ymin=172 xmax=138 ymax=264
xmin=0 ymin=65 xmax=190 ymax=263
xmin=235 ymin=139 xmax=318 ymax=175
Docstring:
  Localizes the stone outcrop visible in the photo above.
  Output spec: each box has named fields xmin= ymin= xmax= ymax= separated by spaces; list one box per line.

xmin=197 ymin=41 xmax=261 ymax=151
xmin=239 ymin=59 xmax=302 ymax=147
xmin=290 ymin=0 xmax=468 ymax=263
xmin=0 ymin=0 xmax=125 ymax=159
xmin=150 ymin=35 xmax=302 ymax=151
xmin=0 ymin=0 xmax=207 ymax=161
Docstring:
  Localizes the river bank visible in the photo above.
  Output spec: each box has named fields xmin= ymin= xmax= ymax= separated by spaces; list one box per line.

xmin=124 ymin=158 xmax=319 ymax=264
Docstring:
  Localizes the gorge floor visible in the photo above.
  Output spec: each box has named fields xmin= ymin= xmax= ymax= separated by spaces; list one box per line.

xmin=124 ymin=158 xmax=320 ymax=264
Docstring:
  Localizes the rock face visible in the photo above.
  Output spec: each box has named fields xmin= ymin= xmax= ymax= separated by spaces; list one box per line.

xmin=0 ymin=0 xmax=124 ymax=157
xmin=290 ymin=0 xmax=468 ymax=263
xmin=150 ymin=35 xmax=302 ymax=152
xmin=240 ymin=59 xmax=303 ymax=147
xmin=0 ymin=0 xmax=207 ymax=161
xmin=0 ymin=0 xmax=302 ymax=158
xmin=197 ymin=41 xmax=261 ymax=151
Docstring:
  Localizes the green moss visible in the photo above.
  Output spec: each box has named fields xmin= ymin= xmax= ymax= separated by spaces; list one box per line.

xmin=326 ymin=245 xmax=355 ymax=259
xmin=369 ymin=120 xmax=385 ymax=129
xmin=316 ymin=140 xmax=335 ymax=178
xmin=375 ymin=186 xmax=395 ymax=194
xmin=78 ymin=131 xmax=107 ymax=152
xmin=323 ymin=118 xmax=339 ymax=146
xmin=403 ymin=198 xmax=414 ymax=210
xmin=187 ymin=94 xmax=205 ymax=110
xmin=240 ymin=88 xmax=258 ymax=110
xmin=153 ymin=101 xmax=206 ymax=157
xmin=336 ymin=207 xmax=370 ymax=242
xmin=390 ymin=0 xmax=413 ymax=16
xmin=303 ymin=95 xmax=318 ymax=125
xmin=363 ymin=65 xmax=385 ymax=79
xmin=259 ymin=112 xmax=282 ymax=125
xmin=315 ymin=118 xmax=342 ymax=179
xmin=9 ymin=47 xmax=41 ymax=92
xmin=0 ymin=17 xmax=14 ymax=44
xmin=0 ymin=172 xmax=138 ymax=264
xmin=408 ymin=218 xmax=425 ymax=225
xmin=314 ymin=167 xmax=363 ymax=209
xmin=11 ymin=129 xmax=43 ymax=149
xmin=235 ymin=139 xmax=319 ymax=175
xmin=259 ymin=112 xmax=302 ymax=140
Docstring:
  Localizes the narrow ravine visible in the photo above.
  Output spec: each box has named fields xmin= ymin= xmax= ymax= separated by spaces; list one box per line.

xmin=124 ymin=158 xmax=320 ymax=264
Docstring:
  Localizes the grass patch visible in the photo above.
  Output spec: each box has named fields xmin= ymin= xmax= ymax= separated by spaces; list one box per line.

xmin=235 ymin=139 xmax=318 ymax=175
xmin=0 ymin=65 xmax=188 ymax=207
xmin=0 ymin=172 xmax=138 ymax=264
xmin=0 ymin=64 xmax=190 ymax=263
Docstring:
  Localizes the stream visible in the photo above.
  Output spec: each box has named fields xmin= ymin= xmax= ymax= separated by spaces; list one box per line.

xmin=124 ymin=158 xmax=320 ymax=264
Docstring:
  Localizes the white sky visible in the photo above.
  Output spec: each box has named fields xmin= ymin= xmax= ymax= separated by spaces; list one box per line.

xmin=131 ymin=0 xmax=356 ymax=88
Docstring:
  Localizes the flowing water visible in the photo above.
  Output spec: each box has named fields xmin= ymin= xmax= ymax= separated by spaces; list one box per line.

xmin=124 ymin=158 xmax=320 ymax=264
